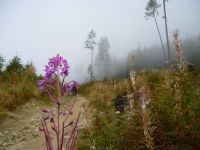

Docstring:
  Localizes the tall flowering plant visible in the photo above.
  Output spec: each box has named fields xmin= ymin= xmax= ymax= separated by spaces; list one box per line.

xmin=38 ymin=54 xmax=79 ymax=150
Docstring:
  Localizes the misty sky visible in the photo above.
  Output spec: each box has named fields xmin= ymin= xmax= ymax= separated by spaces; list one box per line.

xmin=0 ymin=0 xmax=199 ymax=82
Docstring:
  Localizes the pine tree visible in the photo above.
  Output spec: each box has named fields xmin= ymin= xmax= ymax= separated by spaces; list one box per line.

xmin=145 ymin=0 xmax=166 ymax=61
xmin=95 ymin=37 xmax=111 ymax=80
xmin=84 ymin=30 xmax=96 ymax=82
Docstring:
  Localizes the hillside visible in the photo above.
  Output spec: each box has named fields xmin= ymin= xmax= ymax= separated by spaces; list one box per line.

xmin=77 ymin=68 xmax=200 ymax=149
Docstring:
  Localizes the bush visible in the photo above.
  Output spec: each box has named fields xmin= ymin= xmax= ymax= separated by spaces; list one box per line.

xmin=0 ymin=56 xmax=42 ymax=120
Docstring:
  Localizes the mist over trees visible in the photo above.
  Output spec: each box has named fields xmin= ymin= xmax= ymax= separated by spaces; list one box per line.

xmin=92 ymin=35 xmax=200 ymax=81
xmin=82 ymin=0 xmax=199 ymax=82
xmin=95 ymin=37 xmax=111 ymax=80
xmin=134 ymin=36 xmax=200 ymax=69
xmin=93 ymin=37 xmax=130 ymax=80
xmin=182 ymin=36 xmax=200 ymax=64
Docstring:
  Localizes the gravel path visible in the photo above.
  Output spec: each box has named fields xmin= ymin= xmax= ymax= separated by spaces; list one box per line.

xmin=0 ymin=96 xmax=89 ymax=150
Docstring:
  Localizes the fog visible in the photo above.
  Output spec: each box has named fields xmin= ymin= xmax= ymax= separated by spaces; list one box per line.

xmin=0 ymin=0 xmax=199 ymax=82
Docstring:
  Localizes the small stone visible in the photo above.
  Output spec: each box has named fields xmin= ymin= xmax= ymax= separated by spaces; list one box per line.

xmin=115 ymin=111 xmax=120 ymax=114
xmin=12 ymin=132 xmax=17 ymax=135
xmin=30 ymin=119 xmax=35 ymax=122
xmin=64 ymin=135 xmax=70 ymax=139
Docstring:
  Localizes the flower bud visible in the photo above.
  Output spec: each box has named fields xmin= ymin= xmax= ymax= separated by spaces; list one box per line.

xmin=41 ymin=108 xmax=49 ymax=113
xmin=70 ymin=121 xmax=74 ymax=126
xmin=57 ymin=101 xmax=60 ymax=106
xmin=68 ymin=108 xmax=73 ymax=115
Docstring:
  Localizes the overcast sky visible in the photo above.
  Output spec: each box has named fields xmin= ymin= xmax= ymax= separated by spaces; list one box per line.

xmin=0 ymin=0 xmax=199 ymax=82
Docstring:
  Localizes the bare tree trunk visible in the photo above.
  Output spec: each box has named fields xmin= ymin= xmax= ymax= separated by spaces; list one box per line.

xmin=153 ymin=15 xmax=166 ymax=60
xmin=163 ymin=0 xmax=171 ymax=65
xmin=91 ymin=49 xmax=94 ymax=82
xmin=91 ymin=50 xmax=93 ymax=82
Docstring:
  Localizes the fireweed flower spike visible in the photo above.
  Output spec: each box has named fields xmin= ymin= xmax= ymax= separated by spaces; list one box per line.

xmin=72 ymin=81 xmax=79 ymax=88
xmin=64 ymin=84 xmax=72 ymax=93
xmin=38 ymin=54 xmax=80 ymax=150
xmin=63 ymin=81 xmax=79 ymax=93
xmin=38 ymin=79 xmax=45 ymax=89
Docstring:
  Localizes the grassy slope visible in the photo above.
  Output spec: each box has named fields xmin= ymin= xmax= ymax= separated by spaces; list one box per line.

xmin=77 ymin=68 xmax=200 ymax=149
xmin=0 ymin=74 xmax=43 ymax=121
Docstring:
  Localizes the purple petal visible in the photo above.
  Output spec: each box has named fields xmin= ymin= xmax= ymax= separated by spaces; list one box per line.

xmin=38 ymin=80 xmax=45 ymax=89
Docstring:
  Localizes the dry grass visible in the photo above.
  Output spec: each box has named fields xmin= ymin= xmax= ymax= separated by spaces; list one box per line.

xmin=78 ymin=68 xmax=200 ymax=149
xmin=173 ymin=30 xmax=187 ymax=71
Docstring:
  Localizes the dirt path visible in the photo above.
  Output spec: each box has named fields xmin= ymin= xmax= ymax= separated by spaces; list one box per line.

xmin=0 ymin=96 xmax=89 ymax=150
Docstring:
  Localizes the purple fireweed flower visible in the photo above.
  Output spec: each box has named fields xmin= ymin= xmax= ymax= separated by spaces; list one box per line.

xmin=48 ymin=54 xmax=63 ymax=68
xmin=72 ymin=81 xmax=79 ymax=88
xmin=44 ymin=66 xmax=56 ymax=79
xmin=64 ymin=84 xmax=72 ymax=93
xmin=61 ymin=66 xmax=69 ymax=76
xmin=38 ymin=54 xmax=79 ymax=100
xmin=63 ymin=81 xmax=78 ymax=93
xmin=61 ymin=59 xmax=69 ymax=76
xmin=49 ymin=79 xmax=56 ymax=86
xmin=38 ymin=54 xmax=79 ymax=150
xmin=38 ymin=80 xmax=45 ymax=89
xmin=43 ymin=54 xmax=70 ymax=80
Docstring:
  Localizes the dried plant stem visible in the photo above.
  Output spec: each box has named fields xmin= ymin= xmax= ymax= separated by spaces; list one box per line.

xmin=173 ymin=30 xmax=186 ymax=71
xmin=57 ymin=104 xmax=60 ymax=150
xmin=130 ymin=71 xmax=136 ymax=91
xmin=129 ymin=70 xmax=136 ymax=112
xmin=66 ymin=112 xmax=81 ymax=149
xmin=64 ymin=97 xmax=77 ymax=124
xmin=139 ymin=87 xmax=155 ymax=150
xmin=60 ymin=122 xmax=65 ymax=149
xmin=41 ymin=97 xmax=79 ymax=150
xmin=42 ymin=120 xmax=53 ymax=150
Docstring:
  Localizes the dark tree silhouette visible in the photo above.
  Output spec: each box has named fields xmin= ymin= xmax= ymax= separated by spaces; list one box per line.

xmin=5 ymin=56 xmax=24 ymax=74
